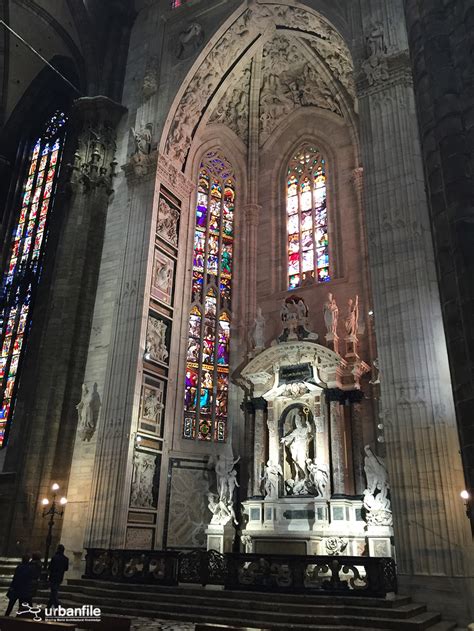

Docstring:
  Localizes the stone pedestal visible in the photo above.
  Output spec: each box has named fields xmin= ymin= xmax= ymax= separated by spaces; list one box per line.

xmin=206 ymin=523 xmax=235 ymax=554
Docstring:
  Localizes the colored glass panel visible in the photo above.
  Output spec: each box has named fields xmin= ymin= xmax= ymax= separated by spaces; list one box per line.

xmin=0 ymin=111 xmax=66 ymax=447
xmin=183 ymin=153 xmax=235 ymax=442
xmin=286 ymin=145 xmax=330 ymax=288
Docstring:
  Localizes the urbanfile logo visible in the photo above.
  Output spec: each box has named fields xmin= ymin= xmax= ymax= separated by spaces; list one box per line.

xmin=17 ymin=603 xmax=101 ymax=623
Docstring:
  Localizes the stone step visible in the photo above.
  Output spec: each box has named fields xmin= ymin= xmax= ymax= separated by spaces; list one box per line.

xmin=67 ymin=579 xmax=412 ymax=609
xmin=35 ymin=591 xmax=442 ymax=630
xmin=55 ymin=584 xmax=427 ymax=620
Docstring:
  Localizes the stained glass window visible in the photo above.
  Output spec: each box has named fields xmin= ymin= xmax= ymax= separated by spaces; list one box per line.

xmin=171 ymin=0 xmax=184 ymax=8
xmin=0 ymin=110 xmax=67 ymax=447
xmin=287 ymin=145 xmax=329 ymax=289
xmin=183 ymin=152 xmax=235 ymax=442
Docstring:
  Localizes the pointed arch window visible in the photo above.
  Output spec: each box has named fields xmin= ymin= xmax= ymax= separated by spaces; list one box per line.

xmin=183 ymin=152 xmax=235 ymax=442
xmin=0 ymin=110 xmax=67 ymax=447
xmin=287 ymin=144 xmax=329 ymax=289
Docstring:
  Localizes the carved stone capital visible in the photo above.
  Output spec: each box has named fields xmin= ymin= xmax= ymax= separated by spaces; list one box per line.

xmin=68 ymin=96 xmax=127 ymax=195
xmin=157 ymin=152 xmax=194 ymax=199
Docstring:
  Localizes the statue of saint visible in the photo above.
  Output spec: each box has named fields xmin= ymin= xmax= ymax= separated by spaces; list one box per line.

xmin=252 ymin=307 xmax=265 ymax=349
xmin=77 ymin=382 xmax=101 ymax=441
xmin=364 ymin=444 xmax=388 ymax=496
xmin=345 ymin=295 xmax=359 ymax=337
xmin=262 ymin=460 xmax=282 ymax=498
xmin=323 ymin=292 xmax=339 ymax=335
xmin=281 ymin=408 xmax=312 ymax=479
xmin=306 ymin=459 xmax=329 ymax=497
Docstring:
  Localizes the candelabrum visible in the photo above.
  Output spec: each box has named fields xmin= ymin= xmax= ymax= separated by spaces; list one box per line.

xmin=41 ymin=483 xmax=67 ymax=571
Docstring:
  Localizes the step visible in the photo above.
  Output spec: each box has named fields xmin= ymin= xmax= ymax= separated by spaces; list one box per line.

xmin=67 ymin=578 xmax=412 ymax=609
xmin=52 ymin=585 xmax=427 ymax=620
xmin=35 ymin=592 xmax=442 ymax=630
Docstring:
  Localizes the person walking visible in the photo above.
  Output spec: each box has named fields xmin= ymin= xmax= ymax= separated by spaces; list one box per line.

xmin=29 ymin=552 xmax=43 ymax=600
xmin=48 ymin=544 xmax=69 ymax=608
xmin=4 ymin=554 xmax=34 ymax=616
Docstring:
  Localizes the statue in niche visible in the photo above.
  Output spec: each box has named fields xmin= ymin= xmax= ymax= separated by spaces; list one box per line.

xmin=131 ymin=124 xmax=152 ymax=156
xmin=262 ymin=460 xmax=282 ymax=499
xmin=77 ymin=382 xmax=101 ymax=442
xmin=369 ymin=358 xmax=381 ymax=385
xmin=363 ymin=444 xmax=392 ymax=527
xmin=252 ymin=307 xmax=265 ymax=350
xmin=323 ymin=292 xmax=339 ymax=336
xmin=344 ymin=295 xmax=359 ymax=338
xmin=142 ymin=386 xmax=163 ymax=424
xmin=130 ymin=451 xmax=156 ymax=509
xmin=306 ymin=459 xmax=330 ymax=498
xmin=281 ymin=407 xmax=312 ymax=483
xmin=362 ymin=22 xmax=389 ymax=86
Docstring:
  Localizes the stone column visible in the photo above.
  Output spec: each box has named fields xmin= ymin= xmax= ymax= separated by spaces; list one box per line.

xmin=358 ymin=0 xmax=473 ymax=620
xmin=243 ymin=401 xmax=255 ymax=498
xmin=252 ymin=397 xmax=267 ymax=497
xmin=351 ymin=400 xmax=366 ymax=495
xmin=84 ymin=147 xmax=157 ymax=549
xmin=328 ymin=394 xmax=345 ymax=495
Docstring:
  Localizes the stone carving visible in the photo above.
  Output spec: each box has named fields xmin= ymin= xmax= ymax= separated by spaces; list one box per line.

xmin=281 ymin=407 xmax=312 ymax=482
xmin=345 ymin=295 xmax=359 ymax=338
xmin=175 ymin=23 xmax=204 ymax=60
xmin=325 ymin=537 xmax=348 ymax=556
xmin=262 ymin=460 xmax=282 ymax=499
xmin=76 ymin=382 xmax=101 ymax=441
xmin=140 ymin=383 xmax=164 ymax=435
xmin=156 ymin=197 xmax=180 ymax=247
xmin=369 ymin=358 xmax=381 ymax=385
xmin=306 ymin=459 xmax=329 ymax=498
xmin=132 ymin=123 xmax=152 ymax=156
xmin=241 ymin=533 xmax=252 ymax=552
xmin=323 ymin=292 xmax=339 ymax=336
xmin=362 ymin=22 xmax=389 ymax=86
xmin=259 ymin=36 xmax=342 ymax=143
xmin=278 ymin=296 xmax=318 ymax=343
xmin=252 ymin=307 xmax=266 ymax=351
xmin=130 ymin=451 xmax=158 ymax=509
xmin=142 ymin=56 xmax=159 ymax=98
xmin=282 ymin=382 xmax=309 ymax=399
xmin=165 ymin=5 xmax=352 ymax=167
xmin=363 ymin=444 xmax=392 ymax=527
xmin=207 ymin=454 xmax=240 ymax=526
xmin=151 ymin=249 xmax=174 ymax=305
xmin=146 ymin=316 xmax=168 ymax=363
xmin=209 ymin=63 xmax=251 ymax=142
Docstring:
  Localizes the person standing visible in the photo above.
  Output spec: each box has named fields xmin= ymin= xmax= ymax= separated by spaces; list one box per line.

xmin=4 ymin=554 xmax=33 ymax=616
xmin=48 ymin=544 xmax=69 ymax=608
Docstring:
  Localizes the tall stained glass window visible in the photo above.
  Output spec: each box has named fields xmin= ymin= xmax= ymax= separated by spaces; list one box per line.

xmin=171 ymin=0 xmax=184 ymax=8
xmin=287 ymin=145 xmax=329 ymax=289
xmin=0 ymin=111 xmax=67 ymax=447
xmin=183 ymin=152 xmax=235 ymax=442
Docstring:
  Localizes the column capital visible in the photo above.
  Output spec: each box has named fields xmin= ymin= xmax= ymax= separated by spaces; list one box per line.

xmin=252 ymin=396 xmax=267 ymax=411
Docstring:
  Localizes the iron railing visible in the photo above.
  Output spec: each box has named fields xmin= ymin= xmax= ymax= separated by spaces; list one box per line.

xmin=84 ymin=548 xmax=397 ymax=597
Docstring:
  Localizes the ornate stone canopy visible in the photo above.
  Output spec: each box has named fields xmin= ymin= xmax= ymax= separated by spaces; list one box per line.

xmin=240 ymin=340 xmax=346 ymax=399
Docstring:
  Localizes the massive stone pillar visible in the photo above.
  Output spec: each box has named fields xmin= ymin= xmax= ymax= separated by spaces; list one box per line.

xmin=404 ymin=0 xmax=474 ymax=525
xmin=328 ymin=398 xmax=345 ymax=495
xmin=252 ymin=397 xmax=267 ymax=497
xmin=0 ymin=96 xmax=125 ymax=555
xmin=357 ymin=0 xmax=474 ymax=621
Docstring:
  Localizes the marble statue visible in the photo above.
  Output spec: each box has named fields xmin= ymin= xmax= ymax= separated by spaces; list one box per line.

xmin=252 ymin=307 xmax=265 ymax=350
xmin=175 ymin=22 xmax=204 ymax=60
xmin=345 ymin=295 xmax=359 ymax=338
xmin=323 ymin=292 xmax=339 ymax=336
xmin=281 ymin=407 xmax=312 ymax=480
xmin=130 ymin=451 xmax=156 ymax=508
xmin=369 ymin=358 xmax=381 ymax=385
xmin=146 ymin=317 xmax=168 ymax=363
xmin=207 ymin=493 xmax=238 ymax=526
xmin=131 ymin=123 xmax=152 ymax=155
xmin=262 ymin=460 xmax=282 ymax=498
xmin=278 ymin=296 xmax=317 ymax=342
xmin=363 ymin=444 xmax=392 ymax=526
xmin=306 ymin=458 xmax=329 ymax=498
xmin=77 ymin=382 xmax=101 ymax=441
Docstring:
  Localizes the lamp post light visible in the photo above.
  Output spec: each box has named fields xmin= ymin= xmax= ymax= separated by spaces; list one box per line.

xmin=41 ymin=483 xmax=67 ymax=571
xmin=460 ymin=490 xmax=472 ymax=520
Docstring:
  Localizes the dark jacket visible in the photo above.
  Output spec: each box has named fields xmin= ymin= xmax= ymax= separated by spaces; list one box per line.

xmin=29 ymin=559 xmax=42 ymax=597
xmin=49 ymin=552 xmax=69 ymax=584
xmin=10 ymin=562 xmax=34 ymax=600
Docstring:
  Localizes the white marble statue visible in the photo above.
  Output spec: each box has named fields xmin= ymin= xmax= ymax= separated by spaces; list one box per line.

xmin=262 ymin=460 xmax=282 ymax=498
xmin=345 ymin=295 xmax=359 ymax=338
xmin=252 ymin=307 xmax=265 ymax=350
xmin=213 ymin=453 xmax=240 ymax=503
xmin=281 ymin=408 xmax=312 ymax=480
xmin=207 ymin=492 xmax=238 ymax=526
xmin=369 ymin=358 xmax=381 ymax=385
xmin=77 ymin=382 xmax=101 ymax=441
xmin=363 ymin=444 xmax=392 ymax=526
xmin=306 ymin=458 xmax=329 ymax=498
xmin=323 ymin=292 xmax=339 ymax=336
xmin=364 ymin=444 xmax=388 ymax=495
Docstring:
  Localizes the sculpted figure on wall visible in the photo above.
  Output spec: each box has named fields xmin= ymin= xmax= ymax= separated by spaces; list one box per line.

xmin=323 ymin=292 xmax=339 ymax=336
xmin=252 ymin=307 xmax=266 ymax=351
xmin=77 ymin=382 xmax=101 ymax=442
xmin=130 ymin=451 xmax=157 ymax=509
xmin=278 ymin=296 xmax=318 ymax=342
xmin=345 ymin=295 xmax=359 ymax=338
xmin=207 ymin=454 xmax=240 ymax=526
xmin=157 ymin=198 xmax=179 ymax=247
xmin=363 ymin=444 xmax=392 ymax=527
xmin=175 ymin=23 xmax=204 ymax=60
xmin=146 ymin=317 xmax=168 ymax=363
xmin=362 ymin=22 xmax=389 ymax=86
xmin=306 ymin=459 xmax=330 ymax=498
xmin=262 ymin=460 xmax=283 ymax=499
